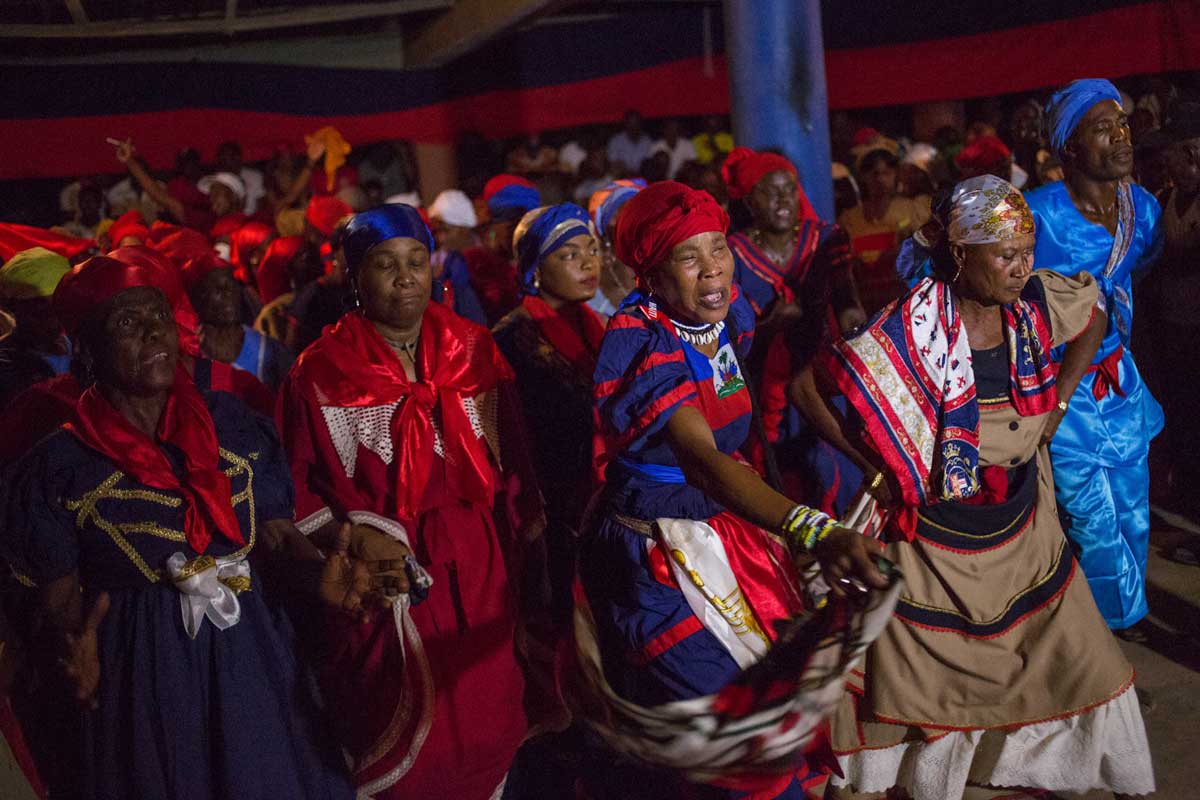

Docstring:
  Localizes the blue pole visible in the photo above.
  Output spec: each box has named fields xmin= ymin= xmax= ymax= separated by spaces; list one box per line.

xmin=724 ymin=0 xmax=834 ymax=221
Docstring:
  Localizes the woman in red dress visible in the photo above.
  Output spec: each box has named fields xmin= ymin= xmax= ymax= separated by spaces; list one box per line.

xmin=277 ymin=203 xmax=546 ymax=799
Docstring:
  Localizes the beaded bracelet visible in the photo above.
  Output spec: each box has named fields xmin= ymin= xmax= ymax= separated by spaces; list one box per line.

xmin=781 ymin=504 xmax=839 ymax=553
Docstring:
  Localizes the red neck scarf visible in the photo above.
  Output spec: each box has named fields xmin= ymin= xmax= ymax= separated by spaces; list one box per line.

xmin=521 ymin=295 xmax=605 ymax=380
xmin=296 ymin=304 xmax=511 ymax=519
xmin=66 ymin=366 xmax=243 ymax=553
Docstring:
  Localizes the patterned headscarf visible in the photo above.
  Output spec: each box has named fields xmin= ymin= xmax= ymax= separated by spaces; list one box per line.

xmin=513 ymin=203 xmax=593 ymax=296
xmin=1045 ymin=79 xmax=1122 ymax=155
xmin=946 ymin=175 xmax=1035 ymax=245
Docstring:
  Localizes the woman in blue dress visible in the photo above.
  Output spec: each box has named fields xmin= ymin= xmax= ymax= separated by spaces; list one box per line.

xmin=0 ymin=255 xmax=390 ymax=799
xmin=581 ymin=182 xmax=888 ymax=799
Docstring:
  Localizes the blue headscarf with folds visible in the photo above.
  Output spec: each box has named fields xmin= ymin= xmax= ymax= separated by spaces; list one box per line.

xmin=488 ymin=184 xmax=542 ymax=222
xmin=592 ymin=179 xmax=647 ymax=235
xmin=1045 ymin=79 xmax=1123 ymax=155
xmin=515 ymin=203 xmax=593 ymax=296
xmin=343 ymin=204 xmax=434 ymax=275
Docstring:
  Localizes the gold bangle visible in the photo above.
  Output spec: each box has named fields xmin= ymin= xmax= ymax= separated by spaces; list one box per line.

xmin=869 ymin=471 xmax=884 ymax=490
xmin=1056 ymin=399 xmax=1069 ymax=413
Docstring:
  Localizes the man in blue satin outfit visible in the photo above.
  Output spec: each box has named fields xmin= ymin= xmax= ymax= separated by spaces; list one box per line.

xmin=1025 ymin=79 xmax=1164 ymax=634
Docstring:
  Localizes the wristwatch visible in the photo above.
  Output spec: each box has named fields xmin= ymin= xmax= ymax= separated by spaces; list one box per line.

xmin=1056 ymin=399 xmax=1069 ymax=413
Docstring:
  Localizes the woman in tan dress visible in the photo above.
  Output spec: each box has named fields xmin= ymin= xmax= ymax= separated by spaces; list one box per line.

xmin=820 ymin=176 xmax=1154 ymax=799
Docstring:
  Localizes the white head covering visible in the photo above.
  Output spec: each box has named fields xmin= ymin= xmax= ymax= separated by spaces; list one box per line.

xmin=386 ymin=191 xmax=422 ymax=208
xmin=198 ymin=172 xmax=246 ymax=200
xmin=946 ymin=175 xmax=1035 ymax=245
xmin=428 ymin=189 xmax=478 ymax=229
xmin=902 ymin=142 xmax=939 ymax=174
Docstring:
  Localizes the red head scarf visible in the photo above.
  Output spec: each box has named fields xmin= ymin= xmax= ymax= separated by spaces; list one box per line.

xmin=55 ymin=255 xmax=244 ymax=554
xmin=954 ymin=135 xmax=1012 ymax=173
xmin=210 ymin=213 xmax=249 ymax=240
xmin=0 ymin=222 xmax=93 ymax=263
xmin=720 ymin=146 xmax=819 ymax=221
xmin=228 ymin=221 xmax=273 ymax=284
xmin=151 ymin=226 xmax=213 ymax=269
xmin=106 ymin=210 xmax=149 ymax=246
xmin=255 ymin=235 xmax=305 ymax=303
xmin=305 ymin=196 xmax=353 ymax=239
xmin=180 ymin=251 xmax=233 ymax=291
xmin=613 ymin=181 xmax=729 ymax=277
xmin=105 ymin=245 xmax=202 ymax=357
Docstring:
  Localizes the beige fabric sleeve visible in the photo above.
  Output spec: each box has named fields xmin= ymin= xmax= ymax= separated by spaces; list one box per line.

xmin=1034 ymin=269 xmax=1099 ymax=348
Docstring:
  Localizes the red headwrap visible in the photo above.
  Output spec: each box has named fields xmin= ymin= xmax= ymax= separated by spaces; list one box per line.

xmin=613 ymin=181 xmax=729 ymax=276
xmin=150 ymin=226 xmax=213 ymax=269
xmin=210 ymin=213 xmax=249 ymax=240
xmin=103 ymin=246 xmax=202 ymax=357
xmin=255 ymin=235 xmax=305 ymax=303
xmin=721 ymin=146 xmax=819 ymax=221
xmin=180 ymin=251 xmax=233 ymax=291
xmin=0 ymin=222 xmax=93 ymax=263
xmin=955 ymin=135 xmax=1013 ymax=173
xmin=106 ymin=210 xmax=149 ymax=247
xmin=55 ymin=255 xmax=244 ymax=554
xmin=482 ymin=173 xmax=537 ymax=203
xmin=228 ymin=222 xmax=273 ymax=284
xmin=305 ymin=196 xmax=353 ymax=238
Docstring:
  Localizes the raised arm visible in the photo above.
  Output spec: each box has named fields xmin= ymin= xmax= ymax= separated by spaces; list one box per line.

xmin=112 ymin=138 xmax=185 ymax=221
xmin=275 ymin=139 xmax=326 ymax=211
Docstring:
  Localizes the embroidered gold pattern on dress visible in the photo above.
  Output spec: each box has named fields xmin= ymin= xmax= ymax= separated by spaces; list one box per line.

xmin=65 ymin=449 xmax=260 ymax=582
xmin=669 ymin=548 xmax=770 ymax=647
xmin=172 ymin=554 xmax=218 ymax=582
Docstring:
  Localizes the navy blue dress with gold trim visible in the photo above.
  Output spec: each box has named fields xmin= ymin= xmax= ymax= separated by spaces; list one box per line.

xmin=0 ymin=374 xmax=353 ymax=800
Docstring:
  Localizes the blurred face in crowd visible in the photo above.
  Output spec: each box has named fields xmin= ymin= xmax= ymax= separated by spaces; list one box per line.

xmin=217 ymin=143 xmax=243 ymax=173
xmin=537 ymin=233 xmax=600 ymax=308
xmin=651 ymin=230 xmax=733 ymax=326
xmin=951 ymin=233 xmax=1036 ymax=306
xmin=663 ymin=119 xmax=682 ymax=145
xmin=624 ymin=112 xmax=643 ymax=138
xmin=1166 ymin=140 xmax=1200 ymax=194
xmin=748 ymin=169 xmax=798 ymax=234
xmin=356 ymin=236 xmax=432 ymax=335
xmin=1063 ymin=100 xmax=1133 ymax=181
xmin=209 ymin=183 xmax=239 ymax=217
xmin=88 ymin=286 xmax=179 ymax=396
xmin=898 ymin=163 xmax=934 ymax=198
xmin=78 ymin=187 xmax=103 ymax=225
xmin=432 ymin=219 xmax=474 ymax=253
xmin=488 ymin=218 xmax=520 ymax=259
xmin=191 ymin=267 xmax=241 ymax=327
xmin=861 ymin=152 xmax=898 ymax=201
xmin=1010 ymin=103 xmax=1043 ymax=147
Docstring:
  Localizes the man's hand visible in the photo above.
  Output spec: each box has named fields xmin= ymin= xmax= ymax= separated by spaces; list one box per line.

xmin=110 ymin=137 xmax=135 ymax=164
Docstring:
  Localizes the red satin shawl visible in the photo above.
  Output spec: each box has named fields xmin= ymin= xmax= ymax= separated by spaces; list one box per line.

xmin=521 ymin=294 xmax=605 ymax=379
xmin=66 ymin=365 xmax=243 ymax=553
xmin=294 ymin=303 xmax=512 ymax=519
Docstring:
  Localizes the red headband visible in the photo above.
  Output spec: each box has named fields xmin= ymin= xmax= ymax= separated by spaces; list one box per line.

xmin=720 ymin=146 xmax=819 ymax=221
xmin=613 ymin=181 xmax=729 ymax=276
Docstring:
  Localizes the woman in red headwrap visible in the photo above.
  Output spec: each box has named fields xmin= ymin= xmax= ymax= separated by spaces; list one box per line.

xmin=720 ymin=148 xmax=875 ymax=517
xmin=276 ymin=204 xmax=547 ymax=800
xmin=0 ymin=254 xmax=396 ymax=799
xmin=580 ymin=182 xmax=891 ymax=799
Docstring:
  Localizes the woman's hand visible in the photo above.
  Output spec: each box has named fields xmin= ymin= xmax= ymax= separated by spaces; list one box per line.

xmin=811 ymin=528 xmax=889 ymax=599
xmin=318 ymin=524 xmax=406 ymax=623
xmin=1039 ymin=406 xmax=1067 ymax=446
xmin=863 ymin=471 xmax=894 ymax=506
xmin=59 ymin=592 xmax=110 ymax=710
xmin=305 ymin=138 xmax=326 ymax=166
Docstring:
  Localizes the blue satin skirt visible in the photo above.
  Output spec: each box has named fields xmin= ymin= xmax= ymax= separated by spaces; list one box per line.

xmin=1049 ymin=349 xmax=1163 ymax=629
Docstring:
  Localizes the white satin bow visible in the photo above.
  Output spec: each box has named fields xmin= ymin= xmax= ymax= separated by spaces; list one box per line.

xmin=167 ymin=553 xmax=251 ymax=639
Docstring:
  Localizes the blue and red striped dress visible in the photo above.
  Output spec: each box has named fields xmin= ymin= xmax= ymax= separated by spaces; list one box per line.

xmin=582 ymin=288 xmax=820 ymax=799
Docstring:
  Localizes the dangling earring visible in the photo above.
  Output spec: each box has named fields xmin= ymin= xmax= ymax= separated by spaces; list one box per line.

xmin=533 ymin=270 xmax=541 ymax=290
xmin=351 ymin=280 xmax=362 ymax=308
xmin=951 ymin=260 xmax=964 ymax=284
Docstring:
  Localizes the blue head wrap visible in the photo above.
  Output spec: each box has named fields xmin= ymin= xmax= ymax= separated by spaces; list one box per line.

xmin=343 ymin=204 xmax=434 ymax=275
xmin=592 ymin=179 xmax=647 ymax=236
xmin=487 ymin=184 xmax=542 ymax=222
xmin=514 ymin=203 xmax=593 ymax=296
xmin=1045 ymin=79 xmax=1123 ymax=155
